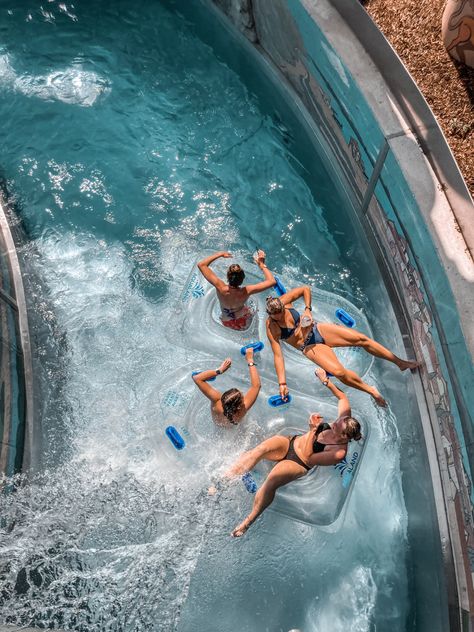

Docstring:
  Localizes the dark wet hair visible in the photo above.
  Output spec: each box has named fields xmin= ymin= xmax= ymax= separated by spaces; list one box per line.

xmin=221 ymin=388 xmax=244 ymax=424
xmin=342 ymin=416 xmax=362 ymax=441
xmin=227 ymin=264 xmax=245 ymax=288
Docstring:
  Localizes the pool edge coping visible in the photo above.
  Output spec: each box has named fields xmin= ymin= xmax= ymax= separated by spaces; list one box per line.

xmin=0 ymin=195 xmax=34 ymax=476
xmin=329 ymin=0 xmax=474 ymax=251
xmin=304 ymin=1 xmax=474 ymax=625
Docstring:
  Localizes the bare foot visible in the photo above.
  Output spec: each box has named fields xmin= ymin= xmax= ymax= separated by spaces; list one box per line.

xmin=231 ymin=517 xmax=252 ymax=538
xmin=371 ymin=389 xmax=387 ymax=407
xmin=218 ymin=358 xmax=232 ymax=373
xmin=397 ymin=359 xmax=420 ymax=372
xmin=208 ymin=485 xmax=218 ymax=496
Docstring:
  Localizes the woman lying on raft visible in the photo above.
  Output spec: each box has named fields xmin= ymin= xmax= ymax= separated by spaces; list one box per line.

xmin=266 ymin=287 xmax=419 ymax=407
xmin=226 ymin=369 xmax=361 ymax=536
xmin=197 ymin=250 xmax=276 ymax=330
xmin=192 ymin=347 xmax=260 ymax=426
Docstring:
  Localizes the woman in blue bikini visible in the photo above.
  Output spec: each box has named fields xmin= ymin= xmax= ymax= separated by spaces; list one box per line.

xmin=266 ymin=287 xmax=419 ymax=407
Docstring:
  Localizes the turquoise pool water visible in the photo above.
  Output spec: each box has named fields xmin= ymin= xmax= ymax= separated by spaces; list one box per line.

xmin=0 ymin=1 xmax=440 ymax=630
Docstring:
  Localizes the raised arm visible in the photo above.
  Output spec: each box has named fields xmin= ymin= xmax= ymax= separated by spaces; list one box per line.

xmin=266 ymin=319 xmax=289 ymax=400
xmin=315 ymin=368 xmax=351 ymax=418
xmin=197 ymin=251 xmax=232 ymax=290
xmin=243 ymin=347 xmax=261 ymax=411
xmin=192 ymin=358 xmax=231 ymax=404
xmin=245 ymin=250 xmax=276 ymax=296
xmin=280 ymin=285 xmax=312 ymax=310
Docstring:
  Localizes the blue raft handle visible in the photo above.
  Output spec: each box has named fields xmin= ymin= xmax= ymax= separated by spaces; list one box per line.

xmin=165 ymin=425 xmax=185 ymax=450
xmin=335 ymin=308 xmax=356 ymax=328
xmin=240 ymin=341 xmax=264 ymax=355
xmin=242 ymin=472 xmax=257 ymax=494
xmin=192 ymin=370 xmax=216 ymax=382
xmin=274 ymin=276 xmax=287 ymax=297
xmin=268 ymin=393 xmax=292 ymax=407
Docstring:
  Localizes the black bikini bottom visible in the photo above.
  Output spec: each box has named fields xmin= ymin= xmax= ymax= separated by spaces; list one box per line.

xmin=283 ymin=435 xmax=311 ymax=471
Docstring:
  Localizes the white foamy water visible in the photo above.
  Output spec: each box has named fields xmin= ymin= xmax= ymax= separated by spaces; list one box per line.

xmin=305 ymin=567 xmax=377 ymax=632
xmin=0 ymin=231 xmax=409 ymax=631
xmin=0 ymin=51 xmax=110 ymax=106
xmin=1 ymin=234 xmax=223 ymax=630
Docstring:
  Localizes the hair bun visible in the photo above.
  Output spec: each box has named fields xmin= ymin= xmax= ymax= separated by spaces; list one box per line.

xmin=344 ymin=416 xmax=362 ymax=442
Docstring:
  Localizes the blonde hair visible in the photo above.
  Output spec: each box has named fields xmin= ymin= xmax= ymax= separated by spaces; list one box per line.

xmin=342 ymin=416 xmax=362 ymax=441
xmin=266 ymin=296 xmax=284 ymax=315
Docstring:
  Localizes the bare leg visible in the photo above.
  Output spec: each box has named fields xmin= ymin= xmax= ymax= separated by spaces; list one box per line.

xmin=232 ymin=461 xmax=306 ymax=537
xmin=225 ymin=435 xmax=289 ymax=478
xmin=305 ymin=344 xmax=387 ymax=407
xmin=317 ymin=323 xmax=419 ymax=371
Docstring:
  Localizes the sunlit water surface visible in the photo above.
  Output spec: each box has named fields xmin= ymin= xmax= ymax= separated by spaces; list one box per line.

xmin=0 ymin=1 xmax=412 ymax=630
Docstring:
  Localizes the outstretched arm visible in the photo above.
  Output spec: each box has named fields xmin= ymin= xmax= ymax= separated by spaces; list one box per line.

xmin=307 ymin=447 xmax=347 ymax=468
xmin=245 ymin=250 xmax=276 ymax=296
xmin=197 ymin=251 xmax=232 ymax=290
xmin=315 ymin=368 xmax=351 ymax=418
xmin=243 ymin=347 xmax=261 ymax=410
xmin=266 ymin=320 xmax=289 ymax=400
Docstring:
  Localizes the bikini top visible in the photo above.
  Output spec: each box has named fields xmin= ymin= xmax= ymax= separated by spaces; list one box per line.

xmin=312 ymin=422 xmax=348 ymax=454
xmin=278 ymin=307 xmax=300 ymax=339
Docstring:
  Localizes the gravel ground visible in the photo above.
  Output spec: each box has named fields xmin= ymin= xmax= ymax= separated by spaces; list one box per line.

xmin=364 ymin=0 xmax=474 ymax=199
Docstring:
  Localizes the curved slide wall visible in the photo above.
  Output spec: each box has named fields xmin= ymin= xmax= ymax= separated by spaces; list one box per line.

xmin=205 ymin=0 xmax=474 ymax=628
xmin=0 ymin=195 xmax=33 ymax=479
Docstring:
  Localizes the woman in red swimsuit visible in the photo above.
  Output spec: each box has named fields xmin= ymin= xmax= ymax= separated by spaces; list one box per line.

xmin=224 ymin=369 xmax=361 ymax=537
xmin=197 ymin=250 xmax=276 ymax=330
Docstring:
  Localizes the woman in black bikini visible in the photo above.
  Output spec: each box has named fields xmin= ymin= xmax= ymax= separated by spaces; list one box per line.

xmin=226 ymin=369 xmax=361 ymax=537
xmin=266 ymin=286 xmax=419 ymax=407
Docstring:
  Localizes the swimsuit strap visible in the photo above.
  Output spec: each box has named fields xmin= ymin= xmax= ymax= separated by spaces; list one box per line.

xmin=286 ymin=307 xmax=300 ymax=325
xmin=313 ymin=423 xmax=348 ymax=452
xmin=278 ymin=307 xmax=301 ymax=339
xmin=288 ymin=435 xmax=299 ymax=448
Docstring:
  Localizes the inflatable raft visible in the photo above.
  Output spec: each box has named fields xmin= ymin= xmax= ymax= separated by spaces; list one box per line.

xmin=154 ymin=357 xmax=367 ymax=526
xmin=168 ymin=255 xmax=375 ymax=392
